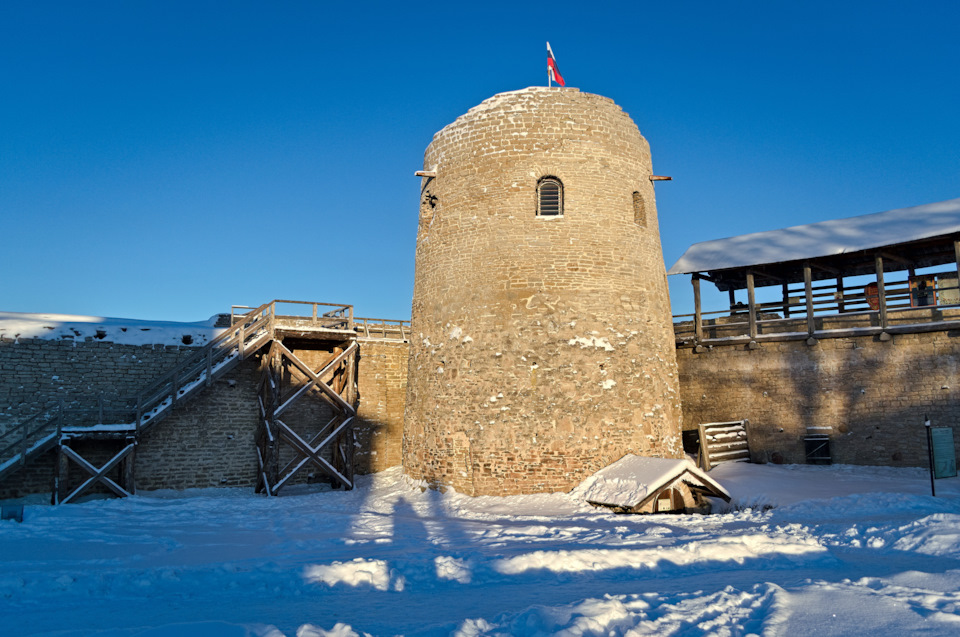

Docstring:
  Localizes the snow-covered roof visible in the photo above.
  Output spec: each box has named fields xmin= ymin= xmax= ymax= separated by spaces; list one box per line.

xmin=668 ymin=197 xmax=960 ymax=275
xmin=577 ymin=455 xmax=730 ymax=508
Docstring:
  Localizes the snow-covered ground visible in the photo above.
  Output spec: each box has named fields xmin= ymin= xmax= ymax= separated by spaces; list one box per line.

xmin=2 ymin=463 xmax=959 ymax=636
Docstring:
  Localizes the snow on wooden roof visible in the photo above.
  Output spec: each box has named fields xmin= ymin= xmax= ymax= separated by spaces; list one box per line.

xmin=577 ymin=455 xmax=730 ymax=508
xmin=668 ymin=197 xmax=960 ymax=275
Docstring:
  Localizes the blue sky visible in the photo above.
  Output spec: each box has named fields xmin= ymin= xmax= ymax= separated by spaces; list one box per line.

xmin=2 ymin=1 xmax=958 ymax=322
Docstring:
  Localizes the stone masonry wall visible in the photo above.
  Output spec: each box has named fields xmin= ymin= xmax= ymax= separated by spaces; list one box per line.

xmin=355 ymin=339 xmax=408 ymax=473
xmin=1 ymin=334 xmax=409 ymax=499
xmin=677 ymin=331 xmax=960 ymax=467
xmin=404 ymin=87 xmax=683 ymax=496
xmin=0 ymin=337 xmax=195 ymax=431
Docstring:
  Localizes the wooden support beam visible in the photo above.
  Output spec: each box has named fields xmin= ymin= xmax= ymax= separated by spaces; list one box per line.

xmin=746 ymin=271 xmax=758 ymax=341
xmin=415 ymin=170 xmax=437 ymax=178
xmin=272 ymin=419 xmax=353 ymax=491
xmin=693 ymin=275 xmax=703 ymax=344
xmin=804 ymin=263 xmax=816 ymax=337
xmin=810 ymin=262 xmax=841 ymax=275
xmin=782 ymin=282 xmax=791 ymax=318
xmin=954 ymin=240 xmax=960 ymax=285
xmin=875 ymin=255 xmax=889 ymax=330
xmin=274 ymin=341 xmax=357 ymax=416
xmin=274 ymin=341 xmax=359 ymax=416
xmin=121 ymin=444 xmax=136 ymax=495
xmin=649 ymin=175 xmax=672 ymax=181
xmin=837 ymin=275 xmax=845 ymax=313
xmin=59 ymin=443 xmax=135 ymax=504
xmin=879 ymin=251 xmax=912 ymax=267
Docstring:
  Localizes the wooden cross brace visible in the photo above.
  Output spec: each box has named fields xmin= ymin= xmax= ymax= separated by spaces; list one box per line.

xmin=273 ymin=417 xmax=354 ymax=491
xmin=58 ymin=442 xmax=135 ymax=504
xmin=273 ymin=341 xmax=358 ymax=417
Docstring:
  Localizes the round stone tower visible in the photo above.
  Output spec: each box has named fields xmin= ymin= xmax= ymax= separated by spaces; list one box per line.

xmin=403 ymin=87 xmax=683 ymax=496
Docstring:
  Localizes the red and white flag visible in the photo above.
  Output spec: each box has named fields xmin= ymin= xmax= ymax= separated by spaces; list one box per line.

xmin=547 ymin=42 xmax=565 ymax=87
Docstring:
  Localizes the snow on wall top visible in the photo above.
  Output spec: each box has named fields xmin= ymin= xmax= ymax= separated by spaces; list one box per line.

xmin=668 ymin=197 xmax=960 ymax=275
xmin=0 ymin=311 xmax=224 ymax=347
xmin=576 ymin=455 xmax=730 ymax=507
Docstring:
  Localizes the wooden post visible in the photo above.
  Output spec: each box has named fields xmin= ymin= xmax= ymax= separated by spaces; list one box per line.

xmin=56 ymin=446 xmax=69 ymax=504
xmin=312 ymin=303 xmax=318 ymax=323
xmin=238 ymin=321 xmax=246 ymax=359
xmin=693 ymin=275 xmax=703 ymax=344
xmin=122 ymin=443 xmax=136 ymax=495
xmin=782 ymin=282 xmax=790 ymax=318
xmin=746 ymin=272 xmax=757 ymax=340
xmin=875 ymin=255 xmax=888 ymax=330
xmin=954 ymin=240 xmax=960 ymax=297
xmin=836 ymin=275 xmax=845 ymax=313
xmin=348 ymin=306 xmax=354 ymax=331
xmin=135 ymin=393 xmax=142 ymax=432
xmin=804 ymin=263 xmax=816 ymax=337
xmin=57 ymin=398 xmax=64 ymax=440
xmin=728 ymin=289 xmax=736 ymax=313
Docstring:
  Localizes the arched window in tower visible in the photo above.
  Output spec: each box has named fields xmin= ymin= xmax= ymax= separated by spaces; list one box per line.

xmin=633 ymin=191 xmax=646 ymax=227
xmin=537 ymin=177 xmax=563 ymax=216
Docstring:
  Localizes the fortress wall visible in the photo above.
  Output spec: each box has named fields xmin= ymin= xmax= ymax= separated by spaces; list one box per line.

xmin=677 ymin=331 xmax=960 ymax=467
xmin=0 ymin=334 xmax=409 ymax=499
xmin=355 ymin=339 xmax=409 ymax=473
xmin=0 ymin=337 xmax=194 ymax=430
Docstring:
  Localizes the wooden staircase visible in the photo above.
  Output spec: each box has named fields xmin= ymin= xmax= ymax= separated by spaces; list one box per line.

xmin=0 ymin=300 xmax=409 ymax=502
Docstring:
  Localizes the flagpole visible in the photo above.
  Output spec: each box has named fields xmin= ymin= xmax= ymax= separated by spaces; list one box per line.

xmin=547 ymin=41 xmax=551 ymax=87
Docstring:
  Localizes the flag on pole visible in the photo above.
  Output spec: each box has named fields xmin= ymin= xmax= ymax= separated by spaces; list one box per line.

xmin=547 ymin=42 xmax=565 ymax=87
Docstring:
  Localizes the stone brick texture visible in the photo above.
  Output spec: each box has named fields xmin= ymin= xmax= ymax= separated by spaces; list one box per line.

xmin=403 ymin=87 xmax=684 ymax=496
xmin=677 ymin=331 xmax=960 ymax=467
xmin=1 ymin=334 xmax=407 ymax=499
xmin=355 ymin=339 xmax=408 ymax=473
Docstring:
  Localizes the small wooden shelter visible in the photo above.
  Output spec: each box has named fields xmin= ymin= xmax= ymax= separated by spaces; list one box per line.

xmin=579 ymin=455 xmax=731 ymax=514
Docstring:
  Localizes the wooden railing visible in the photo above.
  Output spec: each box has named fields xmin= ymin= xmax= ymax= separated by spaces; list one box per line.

xmin=674 ymin=277 xmax=960 ymax=346
xmin=233 ymin=300 xmax=353 ymax=331
xmin=353 ymin=317 xmax=410 ymax=341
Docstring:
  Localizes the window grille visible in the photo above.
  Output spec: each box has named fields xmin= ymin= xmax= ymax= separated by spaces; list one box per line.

xmin=538 ymin=177 xmax=563 ymax=216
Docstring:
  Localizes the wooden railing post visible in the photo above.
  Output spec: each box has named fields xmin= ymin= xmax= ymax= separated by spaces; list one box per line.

xmin=239 ymin=321 xmax=246 ymax=359
xmin=348 ymin=306 xmax=354 ymax=331
xmin=804 ymin=263 xmax=816 ymax=337
xmin=135 ymin=393 xmax=142 ymax=432
xmin=782 ymin=282 xmax=790 ymax=318
xmin=954 ymin=240 xmax=960 ymax=297
xmin=875 ymin=255 xmax=888 ymax=330
xmin=312 ymin=303 xmax=318 ymax=323
xmin=57 ymin=398 xmax=64 ymax=440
